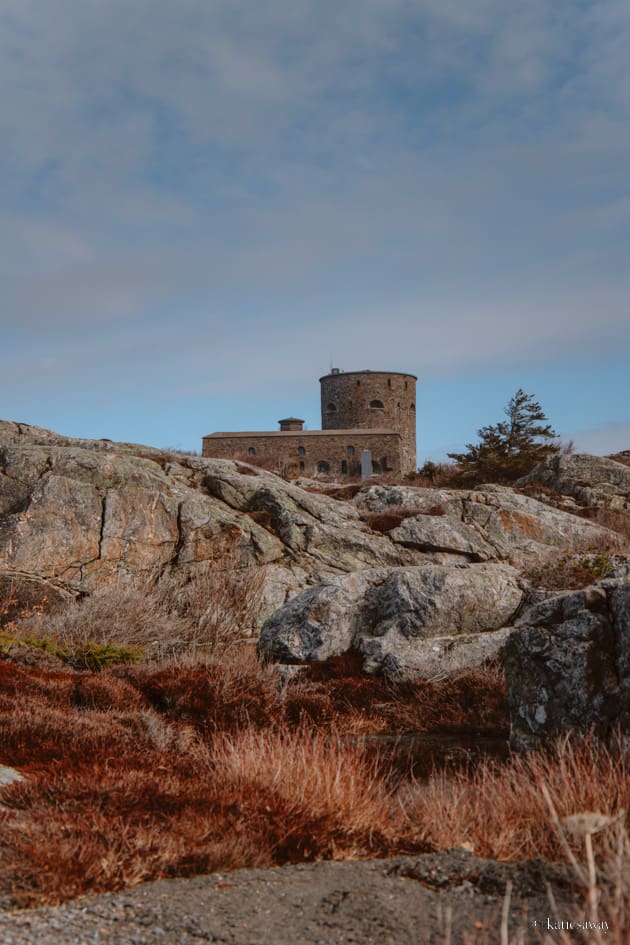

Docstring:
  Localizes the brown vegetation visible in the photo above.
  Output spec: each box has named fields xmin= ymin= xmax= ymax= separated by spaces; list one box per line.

xmin=518 ymin=480 xmax=572 ymax=505
xmin=5 ymin=564 xmax=266 ymax=664
xmin=1 ymin=563 xmax=628 ymax=926
xmin=360 ymin=504 xmax=446 ymax=534
xmin=526 ymin=553 xmax=616 ymax=591
xmin=1 ymin=645 xmax=628 ymax=914
xmin=578 ymin=506 xmax=630 ymax=544
xmin=399 ymin=732 xmax=629 ymax=862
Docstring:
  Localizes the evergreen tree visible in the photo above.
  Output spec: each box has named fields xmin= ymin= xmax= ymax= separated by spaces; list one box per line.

xmin=448 ymin=389 xmax=559 ymax=484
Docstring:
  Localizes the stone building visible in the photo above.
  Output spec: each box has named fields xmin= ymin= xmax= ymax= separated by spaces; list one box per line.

xmin=202 ymin=369 xmax=417 ymax=478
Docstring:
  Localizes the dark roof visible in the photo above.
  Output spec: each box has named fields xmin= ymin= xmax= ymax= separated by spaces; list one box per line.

xmin=277 ymin=417 xmax=305 ymax=423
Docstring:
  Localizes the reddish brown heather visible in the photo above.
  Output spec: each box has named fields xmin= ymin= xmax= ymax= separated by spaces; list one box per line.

xmin=400 ymin=733 xmax=630 ymax=863
xmin=2 ymin=653 xmax=627 ymax=912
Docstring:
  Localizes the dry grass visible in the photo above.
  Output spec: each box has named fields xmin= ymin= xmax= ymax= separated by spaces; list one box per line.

xmin=399 ymin=733 xmax=629 ymax=863
xmin=578 ymin=506 xmax=630 ymax=545
xmin=0 ymin=647 xmax=629 ymax=917
xmin=120 ymin=649 xmax=283 ymax=735
xmin=0 ymin=686 xmax=407 ymax=906
xmin=525 ymin=553 xmax=616 ymax=591
xmin=8 ymin=563 xmax=266 ymax=665
xmin=283 ymin=656 xmax=509 ymax=740
xmin=539 ymin=789 xmax=629 ymax=945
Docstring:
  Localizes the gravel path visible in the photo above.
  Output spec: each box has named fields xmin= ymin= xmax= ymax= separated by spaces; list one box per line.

xmin=0 ymin=851 xmax=577 ymax=945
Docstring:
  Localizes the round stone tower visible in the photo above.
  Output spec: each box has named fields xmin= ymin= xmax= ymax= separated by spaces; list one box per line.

xmin=319 ymin=369 xmax=417 ymax=473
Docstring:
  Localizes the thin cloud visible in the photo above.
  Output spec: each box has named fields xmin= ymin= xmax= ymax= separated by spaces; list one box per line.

xmin=1 ymin=0 xmax=629 ymax=433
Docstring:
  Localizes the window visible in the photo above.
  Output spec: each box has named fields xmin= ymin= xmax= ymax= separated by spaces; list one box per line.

xmin=369 ymin=399 xmax=384 ymax=409
xmin=387 ymin=378 xmax=391 ymax=387
xmin=326 ymin=402 xmax=337 ymax=412
xmin=341 ymin=460 xmax=348 ymax=475
xmin=297 ymin=446 xmax=306 ymax=455
xmin=410 ymin=403 xmax=416 ymax=411
xmin=346 ymin=445 xmax=355 ymax=456
xmin=317 ymin=460 xmax=330 ymax=474
xmin=357 ymin=380 xmax=361 ymax=387
xmin=247 ymin=447 xmax=256 ymax=456
xmin=405 ymin=381 xmax=408 ymax=390
xmin=299 ymin=461 xmax=305 ymax=472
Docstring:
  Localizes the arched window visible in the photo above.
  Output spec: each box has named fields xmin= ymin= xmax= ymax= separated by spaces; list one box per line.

xmin=317 ymin=460 xmax=330 ymax=474
xmin=341 ymin=460 xmax=348 ymax=475
xmin=346 ymin=445 xmax=355 ymax=456
xmin=297 ymin=446 xmax=306 ymax=455
xmin=326 ymin=402 xmax=337 ymax=412
xmin=299 ymin=461 xmax=305 ymax=472
xmin=410 ymin=403 xmax=416 ymax=411
xmin=369 ymin=399 xmax=384 ymax=409
xmin=247 ymin=447 xmax=256 ymax=456
xmin=357 ymin=380 xmax=361 ymax=387
xmin=387 ymin=378 xmax=391 ymax=387
xmin=405 ymin=381 xmax=408 ymax=390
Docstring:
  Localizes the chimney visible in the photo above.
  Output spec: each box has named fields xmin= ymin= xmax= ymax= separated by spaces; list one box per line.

xmin=278 ymin=417 xmax=305 ymax=432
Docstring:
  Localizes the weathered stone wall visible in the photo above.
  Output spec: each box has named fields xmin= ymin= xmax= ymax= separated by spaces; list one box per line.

xmin=319 ymin=371 xmax=417 ymax=473
xmin=202 ymin=431 xmax=403 ymax=478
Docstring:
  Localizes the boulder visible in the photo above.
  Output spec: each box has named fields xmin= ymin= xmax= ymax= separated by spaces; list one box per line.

xmin=257 ymin=570 xmax=376 ymax=664
xmin=360 ymin=627 xmax=511 ymax=679
xmin=504 ymin=580 xmax=629 ymax=748
xmin=601 ymin=565 xmax=630 ymax=729
xmin=258 ymin=562 xmax=525 ymax=677
xmin=518 ymin=453 xmax=630 ymax=510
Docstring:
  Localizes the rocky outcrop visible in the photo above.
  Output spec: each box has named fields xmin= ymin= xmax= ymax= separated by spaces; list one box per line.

xmin=504 ymin=568 xmax=630 ymax=747
xmin=0 ymin=421 xmax=418 ymax=629
xmin=357 ymin=483 xmax=622 ymax=567
xmin=518 ymin=453 xmax=630 ymax=510
xmin=258 ymin=563 xmax=525 ymax=677
xmin=2 ymin=420 xmax=627 ymax=680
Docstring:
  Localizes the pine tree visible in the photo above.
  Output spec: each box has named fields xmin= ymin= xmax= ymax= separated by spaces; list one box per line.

xmin=448 ymin=389 xmax=559 ymax=484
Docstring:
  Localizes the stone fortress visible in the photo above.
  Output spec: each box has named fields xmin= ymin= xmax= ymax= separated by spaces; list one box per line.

xmin=202 ymin=369 xmax=417 ymax=478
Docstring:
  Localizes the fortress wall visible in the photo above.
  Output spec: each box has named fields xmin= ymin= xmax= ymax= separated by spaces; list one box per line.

xmin=202 ymin=431 xmax=403 ymax=478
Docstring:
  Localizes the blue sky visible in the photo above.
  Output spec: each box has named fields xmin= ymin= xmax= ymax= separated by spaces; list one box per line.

xmin=1 ymin=0 xmax=629 ymax=463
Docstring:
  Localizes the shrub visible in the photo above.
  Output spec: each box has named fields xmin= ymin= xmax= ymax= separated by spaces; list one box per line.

xmin=526 ymin=553 xmax=615 ymax=591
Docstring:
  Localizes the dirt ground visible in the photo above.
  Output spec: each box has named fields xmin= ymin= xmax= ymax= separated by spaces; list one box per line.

xmin=0 ymin=849 xmax=583 ymax=945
